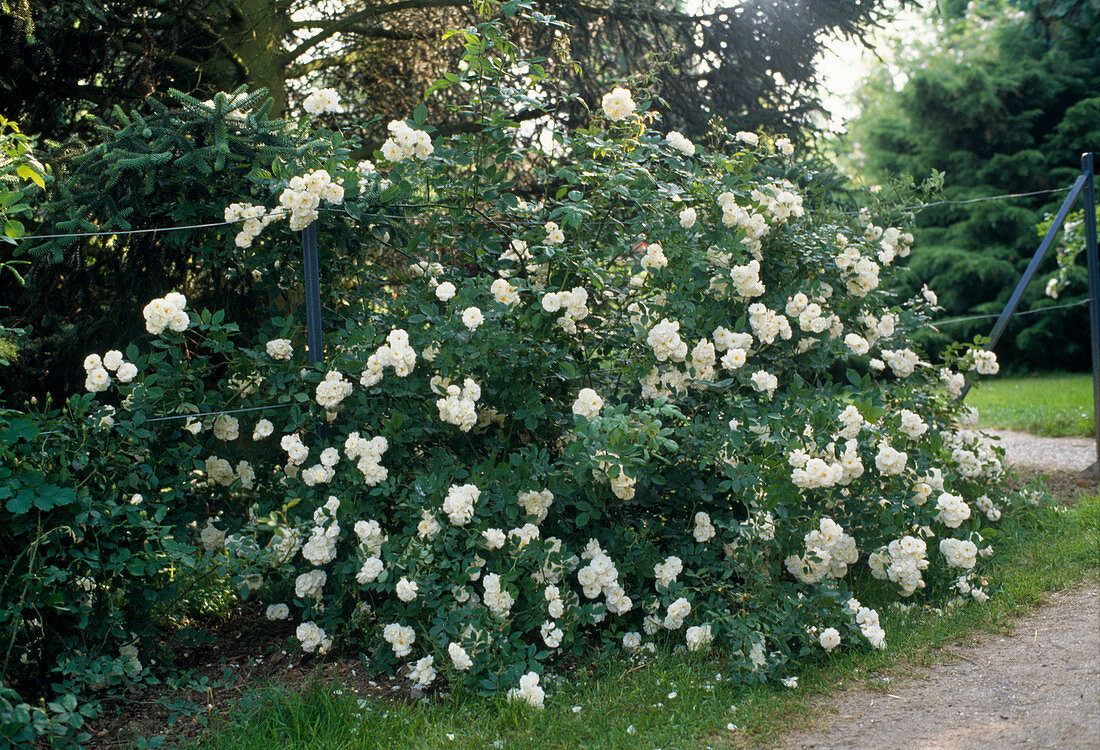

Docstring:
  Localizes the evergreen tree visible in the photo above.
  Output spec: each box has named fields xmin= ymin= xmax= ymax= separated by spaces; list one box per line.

xmin=844 ymin=0 xmax=1099 ymax=370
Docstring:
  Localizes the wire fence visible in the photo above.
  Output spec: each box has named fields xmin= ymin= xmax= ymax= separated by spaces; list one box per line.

xmin=13 ymin=175 xmax=1096 ymax=433
xmin=8 ymin=186 xmax=1079 ymax=242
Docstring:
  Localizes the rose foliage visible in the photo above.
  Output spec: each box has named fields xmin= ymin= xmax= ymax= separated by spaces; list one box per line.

xmin=0 ymin=3 xmax=1021 ymax=742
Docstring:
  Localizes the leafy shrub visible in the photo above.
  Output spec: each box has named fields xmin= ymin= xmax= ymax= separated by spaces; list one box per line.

xmin=1 ymin=2 xmax=1017 ymax=740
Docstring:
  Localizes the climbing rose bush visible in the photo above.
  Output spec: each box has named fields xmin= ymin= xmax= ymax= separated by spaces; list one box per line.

xmin=3 ymin=6 xmax=1020 ymax=726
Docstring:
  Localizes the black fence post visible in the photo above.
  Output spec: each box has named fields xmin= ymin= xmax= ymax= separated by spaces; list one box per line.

xmin=301 ymin=221 xmax=328 ymax=439
xmin=302 ymin=221 xmax=324 ymax=366
xmin=1082 ymin=153 xmax=1099 ymax=473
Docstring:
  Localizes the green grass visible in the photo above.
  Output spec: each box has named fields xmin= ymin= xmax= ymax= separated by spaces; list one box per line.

xmin=967 ymin=373 xmax=1095 ymax=437
xmin=192 ymin=495 xmax=1100 ymax=750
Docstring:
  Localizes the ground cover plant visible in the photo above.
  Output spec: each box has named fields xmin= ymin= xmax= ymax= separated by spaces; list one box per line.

xmin=967 ymin=373 xmax=1095 ymax=437
xmin=1 ymin=3 xmax=1024 ymax=746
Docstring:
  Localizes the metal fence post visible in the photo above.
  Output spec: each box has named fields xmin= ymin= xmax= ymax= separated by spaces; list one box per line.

xmin=301 ymin=221 xmax=327 ymax=438
xmin=1082 ymin=153 xmax=1099 ymax=473
xmin=301 ymin=221 xmax=324 ymax=366
xmin=958 ymin=169 xmax=1089 ymax=401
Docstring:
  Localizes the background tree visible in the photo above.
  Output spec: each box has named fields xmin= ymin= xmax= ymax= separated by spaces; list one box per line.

xmin=1 ymin=0 xmax=913 ymax=144
xmin=843 ymin=0 xmax=1100 ymax=370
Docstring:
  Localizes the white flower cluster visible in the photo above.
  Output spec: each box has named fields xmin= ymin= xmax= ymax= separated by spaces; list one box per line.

xmin=685 ymin=623 xmax=713 ymax=651
xmin=790 ymin=452 xmax=843 ymax=490
xmin=577 ymin=551 xmax=632 ymax=614
xmin=212 ymin=414 xmax=239 ymax=441
xmin=663 ymin=596 xmax=691 ymax=629
xmin=693 ymin=511 xmax=716 ymax=543
xmin=483 ymin=572 xmax=515 ymax=617
xmin=203 ymin=455 xmax=252 ymax=487
xmin=601 ymin=87 xmax=636 ymax=120
xmin=940 ymin=368 xmax=966 ymax=398
xmin=717 ymin=192 xmax=769 ymax=256
xmin=736 ymin=131 xmax=759 ymax=147
xmin=301 ymin=445 xmax=339 ymax=486
xmin=280 ymin=433 xmax=309 ymax=470
xmin=750 ymin=369 xmax=778 ymax=399
xmin=508 ymin=671 xmax=546 ymax=708
xmin=360 ymin=328 xmax=417 ymax=387
xmin=714 ymin=327 xmax=753 ymax=371
xmin=302 ymin=88 xmax=340 ymax=115
xmin=294 ymin=569 xmax=326 ymax=600
xmin=461 ymin=306 xmax=484 ymax=330
xmin=837 ymin=405 xmax=864 ymax=439
xmin=689 ymin=339 xmax=716 ymax=381
xmin=875 ymin=226 xmax=913 ymax=265
xmin=852 ymin=600 xmax=886 ymax=649
xmin=975 ymin=494 xmax=1002 ymax=522
xmin=315 ymin=370 xmax=353 ymax=410
xmin=301 ymin=496 xmax=341 ymax=565
xmin=443 ymin=483 xmax=480 ymax=526
xmin=572 ymin=388 xmax=604 ymax=418
xmin=785 ymin=517 xmax=859 ymax=584
xmin=83 ymin=350 xmax=138 ymax=392
xmin=730 ymin=258 xmax=766 ymax=299
xmin=383 ymin=622 xmax=415 ymax=657
xmin=970 ymin=349 xmax=999 ymax=375
xmin=278 ymin=169 xmax=344 ymax=231
xmin=518 ymin=489 xmax=554 ymax=523
xmin=448 ymin=641 xmax=473 ymax=671
xmin=818 ymin=627 xmax=841 ymax=651
xmin=381 ymin=119 xmax=433 ymax=161
xmin=408 ymin=654 xmax=435 ymax=688
xmin=875 ymin=440 xmax=908 ymax=475
xmin=142 ymin=292 xmax=190 ymax=335
xmin=653 ymin=555 xmax=682 ymax=589
xmin=898 ymin=409 xmax=928 ymax=439
xmin=544 ymin=221 xmax=565 ymax=245
xmin=200 ymin=519 xmax=226 ymax=552
xmin=296 ymin=621 xmax=333 ymax=654
xmin=834 ymin=239 xmax=881 ymax=297
xmin=785 ymin=294 xmax=837 ymax=336
xmin=266 ymin=338 xmax=293 ymax=360
xmin=880 ymin=348 xmax=923 ymax=378
xmin=225 ymin=202 xmax=278 ymax=248
xmin=541 ymin=287 xmax=590 ymax=333
xmin=665 ymin=131 xmax=695 ymax=156
xmin=265 ymin=603 xmax=290 ymax=621
xmin=679 ymin=206 xmax=697 ymax=228
xmin=640 ymin=242 xmax=668 ymax=270
xmin=647 ymin=318 xmax=688 ymax=362
xmin=940 ymin=537 xmax=978 ymax=569
xmin=396 ymin=576 xmax=419 ymax=602
xmin=344 ymin=432 xmax=389 ymax=485
xmin=747 ymin=303 xmax=792 ymax=345
xmin=433 ymin=376 xmax=481 ymax=432
xmin=491 ymin=277 xmax=520 ymax=306
xmin=869 ymin=536 xmax=929 ymax=596
xmin=751 ymin=180 xmax=804 ymax=223
xmin=934 ymin=492 xmax=971 ymax=528
xmin=775 ymin=137 xmax=794 ymax=156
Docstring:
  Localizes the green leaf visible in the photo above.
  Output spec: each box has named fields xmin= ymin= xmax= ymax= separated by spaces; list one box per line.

xmin=3 ymin=219 xmax=25 ymax=239
xmin=413 ymin=103 xmax=428 ymax=126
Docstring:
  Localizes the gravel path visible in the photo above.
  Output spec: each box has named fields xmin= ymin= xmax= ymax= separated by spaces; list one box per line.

xmin=774 ymin=430 xmax=1100 ymax=750
xmin=984 ymin=429 xmax=1097 ymax=474
xmin=776 ymin=585 xmax=1100 ymax=750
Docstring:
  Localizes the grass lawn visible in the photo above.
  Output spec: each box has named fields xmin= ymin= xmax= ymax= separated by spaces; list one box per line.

xmin=188 ymin=493 xmax=1100 ymax=750
xmin=966 ymin=372 xmax=1095 ymax=437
